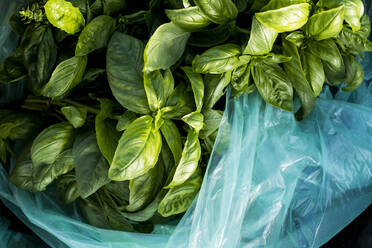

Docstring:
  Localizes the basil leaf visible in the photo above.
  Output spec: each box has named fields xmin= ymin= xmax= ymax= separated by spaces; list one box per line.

xmin=165 ymin=7 xmax=212 ymax=31
xmin=182 ymin=112 xmax=204 ymax=132
xmin=203 ymin=72 xmax=231 ymax=110
xmin=163 ymin=83 xmax=194 ymax=119
xmin=61 ymin=106 xmax=87 ymax=128
xmin=82 ymin=68 xmax=106 ymax=84
xmin=9 ymin=146 xmax=36 ymax=192
xmin=244 ymin=16 xmax=278 ymax=55
xmin=166 ymin=130 xmax=201 ymax=188
xmin=95 ymin=99 xmax=121 ymax=164
xmin=103 ymin=0 xmax=126 ymax=16
xmin=45 ymin=0 xmax=85 ymax=34
xmin=282 ymin=39 xmax=316 ymax=96
xmin=252 ymin=61 xmax=293 ymax=112
xmin=41 ymin=56 xmax=88 ymax=98
xmin=317 ymin=0 xmax=364 ymax=32
xmin=31 ymin=122 xmax=75 ymax=168
xmin=73 ymin=133 xmax=111 ymax=198
xmin=231 ymin=63 xmax=255 ymax=96
xmin=301 ymin=48 xmax=325 ymax=97
xmin=181 ymin=67 xmax=204 ymax=112
xmin=158 ymin=167 xmax=202 ymax=217
xmin=116 ymin=111 xmax=137 ymax=131
xmin=188 ymin=24 xmax=231 ymax=47
xmin=0 ymin=140 xmax=6 ymax=164
xmin=264 ymin=54 xmax=292 ymax=64
xmin=305 ymin=6 xmax=345 ymax=40
xmin=342 ymin=54 xmax=364 ymax=92
xmin=285 ymin=31 xmax=305 ymax=47
xmin=255 ymin=3 xmax=310 ymax=33
xmin=106 ymin=32 xmax=150 ymax=114
xmin=336 ymin=27 xmax=372 ymax=55
xmin=143 ymin=69 xmax=174 ymax=111
xmin=32 ymin=148 xmax=75 ymax=192
xmin=109 ymin=115 xmax=162 ymax=181
xmin=0 ymin=49 xmax=27 ymax=84
xmin=295 ymin=90 xmax=317 ymax=122
xmin=126 ymin=162 xmax=165 ymax=212
xmin=144 ymin=23 xmax=190 ymax=72
xmin=160 ymin=119 xmax=182 ymax=164
xmin=192 ymin=44 xmax=242 ymax=74
xmin=308 ymin=40 xmax=344 ymax=70
xmin=0 ymin=112 xmax=41 ymax=140
xmin=56 ymin=172 xmax=80 ymax=204
xmin=199 ymin=109 xmax=223 ymax=139
xmin=261 ymin=0 xmax=309 ymax=11
xmin=194 ymin=0 xmax=238 ymax=24
xmin=75 ymin=15 xmax=115 ymax=56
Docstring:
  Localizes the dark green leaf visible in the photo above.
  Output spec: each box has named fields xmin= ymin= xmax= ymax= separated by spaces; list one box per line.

xmin=188 ymin=24 xmax=231 ymax=47
xmin=116 ymin=111 xmax=137 ymax=131
xmin=41 ymin=56 xmax=88 ymax=98
xmin=144 ymin=23 xmax=190 ymax=72
xmin=106 ymin=32 xmax=150 ymax=114
xmin=0 ymin=49 xmax=27 ymax=84
xmin=75 ymin=15 xmax=115 ymax=56
xmin=73 ymin=133 xmax=111 ymax=198
xmin=57 ymin=172 xmax=80 ymax=204
xmin=342 ymin=54 xmax=364 ymax=91
xmin=199 ymin=109 xmax=223 ymax=139
xmin=160 ymin=119 xmax=182 ymax=164
xmin=163 ymin=83 xmax=194 ymax=119
xmin=181 ymin=67 xmax=204 ymax=111
xmin=95 ymin=99 xmax=121 ymax=163
xmin=203 ymin=72 xmax=231 ymax=110
xmin=103 ymin=0 xmax=126 ymax=16
xmin=295 ymin=90 xmax=316 ymax=121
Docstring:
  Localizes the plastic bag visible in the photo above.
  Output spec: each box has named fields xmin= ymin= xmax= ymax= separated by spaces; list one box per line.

xmin=1 ymin=1 xmax=372 ymax=248
xmin=0 ymin=209 xmax=48 ymax=248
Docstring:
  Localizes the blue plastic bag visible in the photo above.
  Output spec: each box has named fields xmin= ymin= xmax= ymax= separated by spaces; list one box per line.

xmin=1 ymin=1 xmax=372 ymax=248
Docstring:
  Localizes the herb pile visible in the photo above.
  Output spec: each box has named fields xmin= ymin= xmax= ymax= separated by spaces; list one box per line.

xmin=0 ymin=0 xmax=371 ymax=233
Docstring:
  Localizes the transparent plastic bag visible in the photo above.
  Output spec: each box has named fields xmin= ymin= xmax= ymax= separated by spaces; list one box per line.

xmin=1 ymin=1 xmax=372 ymax=248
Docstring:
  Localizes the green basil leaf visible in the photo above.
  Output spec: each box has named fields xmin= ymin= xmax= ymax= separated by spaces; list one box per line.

xmin=31 ymin=122 xmax=75 ymax=168
xmin=342 ymin=54 xmax=364 ymax=91
xmin=61 ymin=106 xmax=87 ymax=128
xmin=244 ymin=16 xmax=278 ymax=55
xmin=199 ymin=109 xmax=223 ymax=139
xmin=182 ymin=112 xmax=204 ymax=132
xmin=165 ymin=7 xmax=212 ymax=31
xmin=9 ymin=12 xmax=27 ymax=36
xmin=96 ymin=99 xmax=121 ymax=164
xmin=9 ymin=146 xmax=36 ymax=192
xmin=308 ymin=39 xmax=344 ymax=70
xmin=301 ymin=48 xmax=325 ymax=97
xmin=323 ymin=61 xmax=347 ymax=86
xmin=109 ymin=116 xmax=162 ymax=181
xmin=194 ymin=0 xmax=238 ymax=24
xmin=166 ymin=130 xmax=201 ymax=188
xmin=282 ymin=39 xmax=316 ymax=96
xmin=45 ymin=0 xmax=85 ymax=34
xmin=56 ymin=172 xmax=80 ymax=204
xmin=158 ymin=167 xmax=202 ymax=217
xmin=317 ymin=0 xmax=364 ymax=32
xmin=144 ymin=69 xmax=175 ymax=111
xmin=305 ymin=6 xmax=344 ymax=40
xmin=144 ymin=23 xmax=190 ymax=72
xmin=252 ymin=61 xmax=293 ymax=111
xmin=0 ymin=49 xmax=27 ymax=84
xmin=231 ymin=63 xmax=255 ymax=96
xmin=160 ymin=119 xmax=182 ymax=164
xmin=256 ymin=3 xmax=310 ymax=33
xmin=0 ymin=140 xmax=6 ymax=164
xmin=192 ymin=44 xmax=242 ymax=74
xmin=75 ymin=15 xmax=115 ymax=56
xmin=73 ymin=133 xmax=111 ymax=198
xmin=336 ymin=27 xmax=372 ymax=55
xmin=260 ymin=0 xmax=309 ymax=11
xmin=0 ymin=112 xmax=41 ymax=140
xmin=188 ymin=24 xmax=231 ymax=47
xmin=126 ymin=162 xmax=165 ymax=212
xmin=82 ymin=68 xmax=106 ymax=84
xmin=181 ymin=67 xmax=204 ymax=111
xmin=103 ymin=0 xmax=126 ymax=16
xmin=295 ymin=90 xmax=317 ymax=121
xmin=31 ymin=148 xmax=75 ymax=192
xmin=203 ymin=72 xmax=231 ymax=110
xmin=285 ymin=31 xmax=305 ymax=47
xmin=163 ymin=83 xmax=194 ymax=119
xmin=116 ymin=111 xmax=137 ymax=131
xmin=263 ymin=54 xmax=292 ymax=64
xmin=107 ymin=32 xmax=150 ymax=114
xmin=41 ymin=56 xmax=88 ymax=98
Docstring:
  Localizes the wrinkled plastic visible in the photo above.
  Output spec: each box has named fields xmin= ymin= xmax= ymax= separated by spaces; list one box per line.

xmin=1 ymin=1 xmax=372 ymax=248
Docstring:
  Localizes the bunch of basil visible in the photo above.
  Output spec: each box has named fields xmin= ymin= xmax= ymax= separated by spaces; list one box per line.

xmin=0 ymin=0 xmax=371 ymax=233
